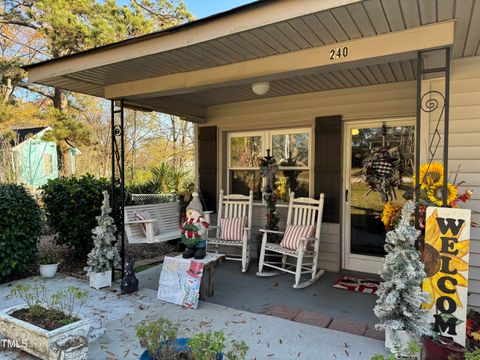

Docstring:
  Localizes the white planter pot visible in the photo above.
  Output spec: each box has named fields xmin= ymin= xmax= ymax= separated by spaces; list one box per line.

xmin=385 ymin=328 xmax=419 ymax=358
xmin=0 ymin=305 xmax=90 ymax=360
xmin=39 ymin=263 xmax=59 ymax=278
xmin=89 ymin=270 xmax=112 ymax=289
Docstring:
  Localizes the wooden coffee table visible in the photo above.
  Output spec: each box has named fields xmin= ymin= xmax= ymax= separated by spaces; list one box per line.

xmin=175 ymin=253 xmax=225 ymax=300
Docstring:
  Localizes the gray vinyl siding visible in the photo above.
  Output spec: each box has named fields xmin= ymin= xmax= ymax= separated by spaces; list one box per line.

xmin=429 ymin=56 xmax=480 ymax=308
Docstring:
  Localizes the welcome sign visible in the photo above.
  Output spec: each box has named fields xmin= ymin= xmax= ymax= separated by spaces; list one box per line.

xmin=422 ymin=207 xmax=471 ymax=346
xmin=157 ymin=256 xmax=204 ymax=309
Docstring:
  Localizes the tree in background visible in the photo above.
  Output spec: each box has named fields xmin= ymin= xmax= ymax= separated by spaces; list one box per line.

xmin=0 ymin=0 xmax=192 ymax=175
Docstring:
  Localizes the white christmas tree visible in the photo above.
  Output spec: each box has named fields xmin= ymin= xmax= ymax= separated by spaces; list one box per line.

xmin=86 ymin=191 xmax=121 ymax=274
xmin=374 ymin=201 xmax=431 ymax=340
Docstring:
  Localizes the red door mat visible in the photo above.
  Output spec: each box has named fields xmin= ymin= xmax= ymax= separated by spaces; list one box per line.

xmin=333 ymin=276 xmax=380 ymax=295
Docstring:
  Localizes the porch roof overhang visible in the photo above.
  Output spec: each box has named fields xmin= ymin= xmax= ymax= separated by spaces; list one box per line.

xmin=25 ymin=0 xmax=477 ymax=122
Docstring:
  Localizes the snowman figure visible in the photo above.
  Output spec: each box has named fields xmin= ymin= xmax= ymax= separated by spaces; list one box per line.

xmin=180 ymin=192 xmax=209 ymax=259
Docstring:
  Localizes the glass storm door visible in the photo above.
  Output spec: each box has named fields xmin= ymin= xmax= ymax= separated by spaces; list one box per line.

xmin=343 ymin=120 xmax=415 ymax=273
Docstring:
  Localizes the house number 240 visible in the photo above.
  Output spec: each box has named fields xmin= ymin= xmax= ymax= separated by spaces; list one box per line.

xmin=329 ymin=47 xmax=349 ymax=60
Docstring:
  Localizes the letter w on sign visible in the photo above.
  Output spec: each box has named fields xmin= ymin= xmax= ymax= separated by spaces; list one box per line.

xmin=423 ymin=206 xmax=471 ymax=346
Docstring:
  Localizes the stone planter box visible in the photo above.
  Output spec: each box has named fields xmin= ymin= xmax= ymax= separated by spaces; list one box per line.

xmin=0 ymin=304 xmax=90 ymax=360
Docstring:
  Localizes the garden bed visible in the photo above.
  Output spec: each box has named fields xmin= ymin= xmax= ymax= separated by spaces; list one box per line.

xmin=10 ymin=306 xmax=79 ymax=331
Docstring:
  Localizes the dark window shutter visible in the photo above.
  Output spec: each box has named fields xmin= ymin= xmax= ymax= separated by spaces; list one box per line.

xmin=198 ymin=126 xmax=217 ymax=212
xmin=314 ymin=116 xmax=342 ymax=223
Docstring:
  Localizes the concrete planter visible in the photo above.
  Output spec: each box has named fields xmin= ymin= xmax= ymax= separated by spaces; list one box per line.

xmin=39 ymin=263 xmax=59 ymax=278
xmin=89 ymin=270 xmax=111 ymax=289
xmin=0 ymin=304 xmax=90 ymax=360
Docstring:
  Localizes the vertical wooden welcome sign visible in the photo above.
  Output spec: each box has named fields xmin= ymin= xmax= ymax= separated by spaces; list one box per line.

xmin=422 ymin=207 xmax=471 ymax=346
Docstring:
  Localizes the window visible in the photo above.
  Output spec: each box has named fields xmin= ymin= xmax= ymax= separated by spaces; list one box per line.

xmin=42 ymin=154 xmax=53 ymax=175
xmin=227 ymin=128 xmax=312 ymax=201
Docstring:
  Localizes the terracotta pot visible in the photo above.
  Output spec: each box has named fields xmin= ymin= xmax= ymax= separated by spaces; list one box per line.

xmin=423 ymin=336 xmax=466 ymax=360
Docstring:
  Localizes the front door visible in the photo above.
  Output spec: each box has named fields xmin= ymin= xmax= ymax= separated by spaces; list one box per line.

xmin=343 ymin=120 xmax=415 ymax=273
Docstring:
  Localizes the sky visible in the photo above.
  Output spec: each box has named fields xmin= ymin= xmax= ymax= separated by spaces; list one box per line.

xmin=182 ymin=0 xmax=256 ymax=19
xmin=116 ymin=0 xmax=256 ymax=20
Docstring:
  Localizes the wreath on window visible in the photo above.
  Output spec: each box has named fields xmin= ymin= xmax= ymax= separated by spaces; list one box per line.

xmin=361 ymin=145 xmax=403 ymax=202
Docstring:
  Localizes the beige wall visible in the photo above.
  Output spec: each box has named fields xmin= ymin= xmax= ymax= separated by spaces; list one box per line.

xmin=203 ymin=79 xmax=417 ymax=273
xmin=201 ymin=56 xmax=480 ymax=300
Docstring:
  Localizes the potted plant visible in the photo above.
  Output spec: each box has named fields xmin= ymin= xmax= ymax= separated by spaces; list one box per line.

xmin=38 ymin=252 xmax=60 ymax=278
xmin=136 ymin=317 xmax=248 ymax=360
xmin=374 ymin=202 xmax=431 ymax=357
xmin=423 ymin=335 xmax=466 ymax=360
xmin=370 ymin=340 xmax=421 ymax=360
xmin=0 ymin=282 xmax=90 ymax=360
xmin=85 ymin=191 xmax=121 ymax=289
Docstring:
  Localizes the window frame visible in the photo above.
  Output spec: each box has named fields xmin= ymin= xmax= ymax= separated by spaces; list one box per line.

xmin=226 ymin=127 xmax=313 ymax=201
xmin=42 ymin=153 xmax=53 ymax=175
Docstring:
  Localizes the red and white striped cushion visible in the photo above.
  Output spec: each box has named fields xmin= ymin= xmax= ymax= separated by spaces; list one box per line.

xmin=219 ymin=217 xmax=247 ymax=241
xmin=280 ymin=224 xmax=316 ymax=250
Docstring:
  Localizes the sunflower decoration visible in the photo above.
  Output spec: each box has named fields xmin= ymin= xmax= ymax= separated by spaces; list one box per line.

xmin=381 ymin=201 xmax=403 ymax=230
xmin=426 ymin=183 xmax=459 ymax=207
xmin=422 ymin=209 xmax=469 ymax=310
xmin=417 ymin=163 xmax=444 ymax=188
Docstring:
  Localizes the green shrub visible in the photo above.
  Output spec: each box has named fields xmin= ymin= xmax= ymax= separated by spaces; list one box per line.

xmin=42 ymin=175 xmax=119 ymax=258
xmin=0 ymin=184 xmax=42 ymax=281
xmin=38 ymin=251 xmax=60 ymax=265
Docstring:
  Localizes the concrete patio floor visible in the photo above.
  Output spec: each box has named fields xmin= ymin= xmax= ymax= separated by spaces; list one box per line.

xmin=0 ymin=273 xmax=386 ymax=360
xmin=137 ymin=259 xmax=380 ymax=326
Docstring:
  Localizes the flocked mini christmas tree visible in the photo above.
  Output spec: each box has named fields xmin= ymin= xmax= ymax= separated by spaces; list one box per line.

xmin=86 ymin=191 xmax=121 ymax=274
xmin=374 ymin=201 xmax=431 ymax=341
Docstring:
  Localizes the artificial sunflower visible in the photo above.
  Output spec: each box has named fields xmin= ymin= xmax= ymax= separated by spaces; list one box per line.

xmin=426 ymin=183 xmax=459 ymax=206
xmin=422 ymin=209 xmax=469 ymax=310
xmin=416 ymin=163 xmax=444 ymax=188
xmin=381 ymin=202 xmax=402 ymax=229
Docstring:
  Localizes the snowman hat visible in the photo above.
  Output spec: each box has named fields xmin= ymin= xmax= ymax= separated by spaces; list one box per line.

xmin=186 ymin=191 xmax=204 ymax=216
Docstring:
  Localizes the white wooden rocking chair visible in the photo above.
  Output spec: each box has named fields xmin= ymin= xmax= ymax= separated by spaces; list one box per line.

xmin=257 ymin=193 xmax=325 ymax=288
xmin=207 ymin=189 xmax=254 ymax=272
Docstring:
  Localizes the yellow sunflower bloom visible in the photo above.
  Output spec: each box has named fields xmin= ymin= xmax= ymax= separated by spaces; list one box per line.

xmin=426 ymin=183 xmax=459 ymax=206
xmin=381 ymin=202 xmax=402 ymax=229
xmin=422 ymin=209 xmax=469 ymax=310
xmin=416 ymin=163 xmax=444 ymax=188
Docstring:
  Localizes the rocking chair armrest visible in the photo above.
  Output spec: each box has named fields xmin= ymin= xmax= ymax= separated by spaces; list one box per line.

xmin=207 ymin=225 xmax=219 ymax=230
xmin=203 ymin=210 xmax=214 ymax=215
xmin=259 ymin=229 xmax=284 ymax=235
xmin=243 ymin=227 xmax=251 ymax=232
xmin=125 ymin=219 xmax=155 ymax=225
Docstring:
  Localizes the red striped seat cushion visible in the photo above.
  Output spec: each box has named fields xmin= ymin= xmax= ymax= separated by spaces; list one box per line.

xmin=280 ymin=224 xmax=316 ymax=250
xmin=219 ymin=217 xmax=247 ymax=241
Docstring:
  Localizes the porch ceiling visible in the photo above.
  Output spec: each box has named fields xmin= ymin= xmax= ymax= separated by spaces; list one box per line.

xmin=25 ymin=0 xmax=480 ymax=121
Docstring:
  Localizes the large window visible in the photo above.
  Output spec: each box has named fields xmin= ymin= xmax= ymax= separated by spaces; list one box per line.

xmin=227 ymin=128 xmax=312 ymax=201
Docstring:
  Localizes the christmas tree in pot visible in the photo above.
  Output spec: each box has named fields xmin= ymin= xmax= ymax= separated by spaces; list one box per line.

xmin=86 ymin=191 xmax=121 ymax=289
xmin=374 ymin=201 xmax=431 ymax=355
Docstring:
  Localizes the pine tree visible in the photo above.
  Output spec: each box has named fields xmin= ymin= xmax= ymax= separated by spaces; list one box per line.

xmin=86 ymin=191 xmax=120 ymax=273
xmin=374 ymin=201 xmax=431 ymax=340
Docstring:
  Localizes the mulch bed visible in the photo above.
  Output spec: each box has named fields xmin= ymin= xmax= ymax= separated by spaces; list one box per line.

xmin=37 ymin=234 xmax=176 ymax=280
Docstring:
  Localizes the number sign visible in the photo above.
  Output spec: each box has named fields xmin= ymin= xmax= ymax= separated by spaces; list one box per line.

xmin=330 ymin=47 xmax=349 ymax=60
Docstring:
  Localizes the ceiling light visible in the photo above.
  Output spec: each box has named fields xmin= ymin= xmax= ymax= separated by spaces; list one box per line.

xmin=252 ymin=81 xmax=270 ymax=96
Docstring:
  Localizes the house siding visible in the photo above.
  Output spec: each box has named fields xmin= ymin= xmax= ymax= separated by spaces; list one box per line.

xmin=16 ymin=137 xmax=58 ymax=188
xmin=201 ymin=57 xmax=479 ymax=293
xmin=428 ymin=56 xmax=480 ymax=308
xmin=203 ymin=80 xmax=417 ymax=273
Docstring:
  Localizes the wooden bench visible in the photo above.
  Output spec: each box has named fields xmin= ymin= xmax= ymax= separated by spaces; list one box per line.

xmin=124 ymin=202 xmax=180 ymax=244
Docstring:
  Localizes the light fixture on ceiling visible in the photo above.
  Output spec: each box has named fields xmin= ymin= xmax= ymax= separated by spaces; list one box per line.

xmin=252 ymin=81 xmax=270 ymax=96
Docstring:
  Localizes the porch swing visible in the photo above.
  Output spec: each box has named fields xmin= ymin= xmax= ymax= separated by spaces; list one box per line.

xmin=124 ymin=200 xmax=181 ymax=244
